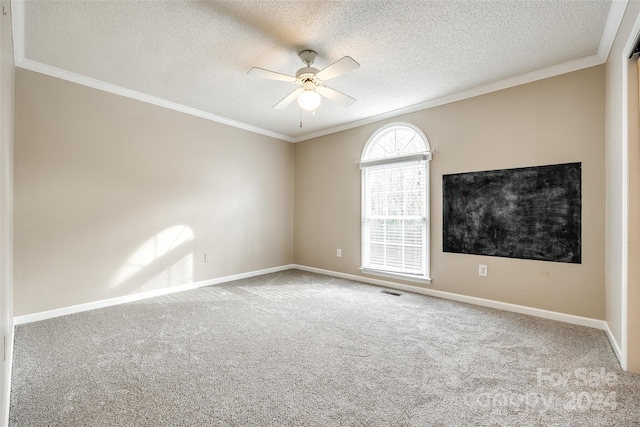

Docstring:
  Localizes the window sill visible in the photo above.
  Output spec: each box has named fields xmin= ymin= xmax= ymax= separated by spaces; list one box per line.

xmin=360 ymin=268 xmax=432 ymax=285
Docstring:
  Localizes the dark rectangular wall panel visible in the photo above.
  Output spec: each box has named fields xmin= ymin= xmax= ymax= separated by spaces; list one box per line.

xmin=442 ymin=163 xmax=581 ymax=263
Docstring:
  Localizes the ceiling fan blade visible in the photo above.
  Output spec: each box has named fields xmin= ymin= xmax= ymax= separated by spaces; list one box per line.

xmin=316 ymin=85 xmax=356 ymax=108
xmin=316 ymin=56 xmax=360 ymax=82
xmin=248 ymin=67 xmax=297 ymax=83
xmin=273 ymin=87 xmax=304 ymax=109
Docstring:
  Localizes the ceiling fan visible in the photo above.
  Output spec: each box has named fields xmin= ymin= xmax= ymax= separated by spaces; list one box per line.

xmin=248 ymin=50 xmax=360 ymax=111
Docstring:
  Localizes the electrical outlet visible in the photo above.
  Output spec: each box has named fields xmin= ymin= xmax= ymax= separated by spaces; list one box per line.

xmin=337 ymin=249 xmax=342 ymax=257
xmin=204 ymin=253 xmax=211 ymax=263
xmin=479 ymin=264 xmax=488 ymax=277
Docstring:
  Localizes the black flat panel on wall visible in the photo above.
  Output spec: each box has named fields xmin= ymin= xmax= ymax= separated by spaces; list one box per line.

xmin=442 ymin=163 xmax=581 ymax=263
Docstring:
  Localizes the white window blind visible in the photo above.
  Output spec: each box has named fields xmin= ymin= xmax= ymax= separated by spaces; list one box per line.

xmin=362 ymin=161 xmax=426 ymax=276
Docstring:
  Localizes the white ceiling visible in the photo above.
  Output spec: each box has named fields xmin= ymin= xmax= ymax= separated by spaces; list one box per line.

xmin=16 ymin=0 xmax=619 ymax=142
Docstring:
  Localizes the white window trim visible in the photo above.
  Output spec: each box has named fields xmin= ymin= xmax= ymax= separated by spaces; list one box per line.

xmin=359 ymin=152 xmax=432 ymax=170
xmin=360 ymin=122 xmax=432 ymax=284
xmin=360 ymin=267 xmax=432 ymax=284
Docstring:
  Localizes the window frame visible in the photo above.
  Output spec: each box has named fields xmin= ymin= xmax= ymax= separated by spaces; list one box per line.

xmin=359 ymin=123 xmax=432 ymax=284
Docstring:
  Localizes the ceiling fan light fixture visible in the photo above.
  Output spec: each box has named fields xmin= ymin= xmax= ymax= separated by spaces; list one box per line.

xmin=248 ymin=50 xmax=359 ymax=112
xmin=298 ymin=88 xmax=321 ymax=111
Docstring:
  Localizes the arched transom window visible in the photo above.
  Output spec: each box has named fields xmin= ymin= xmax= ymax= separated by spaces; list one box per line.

xmin=360 ymin=123 xmax=432 ymax=282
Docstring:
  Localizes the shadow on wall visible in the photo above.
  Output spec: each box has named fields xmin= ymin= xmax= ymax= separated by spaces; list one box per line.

xmin=109 ymin=225 xmax=194 ymax=294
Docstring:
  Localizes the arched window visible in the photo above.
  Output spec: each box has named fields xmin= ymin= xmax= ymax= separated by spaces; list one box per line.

xmin=360 ymin=123 xmax=432 ymax=283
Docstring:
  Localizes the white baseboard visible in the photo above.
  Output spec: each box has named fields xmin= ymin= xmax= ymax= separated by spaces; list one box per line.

xmin=3 ymin=324 xmax=13 ymax=427
xmin=12 ymin=263 xmax=624 ymax=372
xmin=13 ymin=264 xmax=295 ymax=325
xmin=293 ymin=264 xmax=608 ymax=331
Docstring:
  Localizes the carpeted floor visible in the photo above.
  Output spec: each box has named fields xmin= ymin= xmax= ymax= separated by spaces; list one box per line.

xmin=9 ymin=269 xmax=640 ymax=426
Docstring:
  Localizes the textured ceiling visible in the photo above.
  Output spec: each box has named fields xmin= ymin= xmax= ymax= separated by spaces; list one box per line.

xmin=21 ymin=0 xmax=613 ymax=141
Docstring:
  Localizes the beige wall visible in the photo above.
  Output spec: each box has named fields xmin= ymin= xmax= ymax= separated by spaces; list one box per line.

xmin=295 ymin=65 xmax=605 ymax=319
xmin=0 ymin=0 xmax=14 ymax=423
xmin=14 ymin=69 xmax=294 ymax=316
xmin=605 ymin=0 xmax=640 ymax=374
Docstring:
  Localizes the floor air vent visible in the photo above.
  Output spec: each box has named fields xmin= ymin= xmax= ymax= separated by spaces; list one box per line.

xmin=381 ymin=290 xmax=402 ymax=296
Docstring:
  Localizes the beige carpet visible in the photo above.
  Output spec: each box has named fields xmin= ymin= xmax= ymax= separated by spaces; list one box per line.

xmin=9 ymin=269 xmax=640 ymax=426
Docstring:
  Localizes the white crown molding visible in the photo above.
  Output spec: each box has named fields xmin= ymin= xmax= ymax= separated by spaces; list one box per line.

xmin=293 ymin=1 xmax=629 ymax=143
xmin=11 ymin=0 xmax=293 ymax=141
xmin=11 ymin=0 xmax=628 ymax=145
xmin=14 ymin=53 xmax=606 ymax=147
xmin=294 ymin=264 xmax=608 ymax=330
xmin=13 ymin=53 xmax=606 ymax=145
xmin=16 ymin=59 xmax=295 ymax=143
xmin=13 ymin=264 xmax=295 ymax=325
xmin=292 ymin=54 xmax=605 ymax=142
xmin=598 ymin=0 xmax=629 ymax=62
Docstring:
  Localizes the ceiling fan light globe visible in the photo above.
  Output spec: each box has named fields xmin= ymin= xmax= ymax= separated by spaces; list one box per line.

xmin=298 ymin=89 xmax=321 ymax=111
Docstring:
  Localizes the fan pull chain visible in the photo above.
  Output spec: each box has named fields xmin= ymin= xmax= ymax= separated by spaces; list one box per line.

xmin=299 ymin=108 xmax=316 ymax=128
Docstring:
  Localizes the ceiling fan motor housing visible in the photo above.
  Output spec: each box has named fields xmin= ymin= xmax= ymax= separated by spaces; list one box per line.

xmin=296 ymin=67 xmax=320 ymax=83
xmin=297 ymin=50 xmax=320 ymax=86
